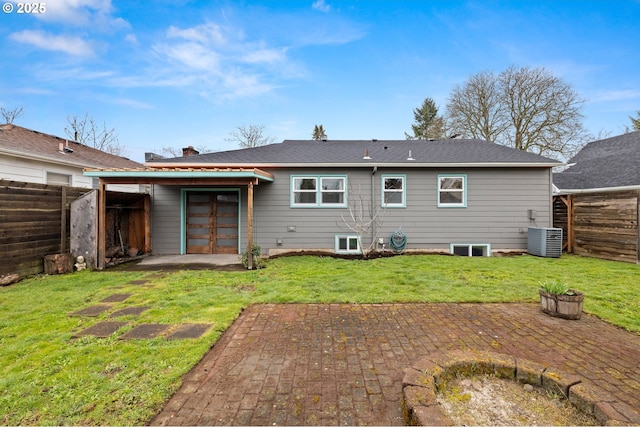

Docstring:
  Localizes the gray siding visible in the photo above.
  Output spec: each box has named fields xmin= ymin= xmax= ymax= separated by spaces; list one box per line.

xmin=151 ymin=185 xmax=182 ymax=254
xmin=252 ymin=167 xmax=552 ymax=254
xmin=149 ymin=167 xmax=553 ymax=256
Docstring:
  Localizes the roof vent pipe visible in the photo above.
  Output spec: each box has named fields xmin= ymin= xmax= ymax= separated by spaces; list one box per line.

xmin=363 ymin=148 xmax=371 ymax=160
xmin=407 ymin=150 xmax=415 ymax=161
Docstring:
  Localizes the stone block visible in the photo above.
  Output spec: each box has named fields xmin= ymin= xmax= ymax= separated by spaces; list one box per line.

xmin=402 ymin=368 xmax=435 ymax=389
xmin=515 ymin=358 xmax=546 ymax=386
xmin=542 ymin=367 xmax=582 ymax=397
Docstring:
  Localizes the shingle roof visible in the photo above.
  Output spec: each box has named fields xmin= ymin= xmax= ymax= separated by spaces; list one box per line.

xmin=149 ymin=139 xmax=559 ymax=167
xmin=0 ymin=124 xmax=142 ymax=169
xmin=553 ymin=131 xmax=640 ymax=191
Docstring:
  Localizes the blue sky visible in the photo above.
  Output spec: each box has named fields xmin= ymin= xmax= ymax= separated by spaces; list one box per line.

xmin=1 ymin=0 xmax=639 ymax=162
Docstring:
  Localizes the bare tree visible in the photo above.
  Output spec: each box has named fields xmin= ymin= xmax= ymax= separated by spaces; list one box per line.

xmin=1 ymin=106 xmax=24 ymax=124
xmin=225 ymin=124 xmax=276 ymax=148
xmin=446 ymin=66 xmax=588 ymax=158
xmin=65 ymin=113 xmax=126 ymax=156
xmin=446 ymin=70 xmax=508 ymax=143
xmin=339 ymin=182 xmax=387 ymax=257
xmin=159 ymin=145 xmax=214 ymax=158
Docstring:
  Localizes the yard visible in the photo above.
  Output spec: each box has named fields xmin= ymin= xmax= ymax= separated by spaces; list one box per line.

xmin=0 ymin=254 xmax=638 ymax=425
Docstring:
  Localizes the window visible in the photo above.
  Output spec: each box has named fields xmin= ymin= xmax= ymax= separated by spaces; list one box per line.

xmin=292 ymin=177 xmax=317 ymax=205
xmin=438 ymin=174 xmax=466 ymax=207
xmin=382 ymin=175 xmax=406 ymax=207
xmin=291 ymin=175 xmax=347 ymax=207
xmin=335 ymin=235 xmax=361 ymax=254
xmin=451 ymin=243 xmax=490 ymax=257
xmin=46 ymin=172 xmax=71 ymax=186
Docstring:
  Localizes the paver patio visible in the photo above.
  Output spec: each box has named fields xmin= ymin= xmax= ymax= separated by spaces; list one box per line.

xmin=150 ymin=303 xmax=640 ymax=426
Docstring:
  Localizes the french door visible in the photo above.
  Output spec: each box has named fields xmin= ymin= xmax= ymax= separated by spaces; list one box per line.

xmin=186 ymin=192 xmax=239 ymax=254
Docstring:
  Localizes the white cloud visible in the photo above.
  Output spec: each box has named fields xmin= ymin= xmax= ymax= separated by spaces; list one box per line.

xmin=167 ymin=22 xmax=227 ymax=45
xmin=590 ymin=89 xmax=640 ymax=102
xmin=312 ymin=0 xmax=331 ymax=13
xmin=32 ymin=0 xmax=129 ymax=31
xmin=9 ymin=30 xmax=95 ymax=57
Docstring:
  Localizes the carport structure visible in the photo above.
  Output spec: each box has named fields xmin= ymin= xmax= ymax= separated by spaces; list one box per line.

xmin=84 ymin=166 xmax=274 ymax=269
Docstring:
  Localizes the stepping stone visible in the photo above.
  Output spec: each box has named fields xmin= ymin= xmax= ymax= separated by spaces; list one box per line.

xmin=119 ymin=324 xmax=171 ymax=340
xmin=101 ymin=293 xmax=131 ymax=303
xmin=69 ymin=304 xmax=112 ymax=317
xmin=166 ymin=323 xmax=212 ymax=340
xmin=72 ymin=321 xmax=127 ymax=338
xmin=110 ymin=306 xmax=151 ymax=318
xmin=127 ymin=279 xmax=149 ymax=285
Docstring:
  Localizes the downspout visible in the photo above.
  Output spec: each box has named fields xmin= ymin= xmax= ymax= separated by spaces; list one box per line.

xmin=371 ymin=166 xmax=377 ymax=247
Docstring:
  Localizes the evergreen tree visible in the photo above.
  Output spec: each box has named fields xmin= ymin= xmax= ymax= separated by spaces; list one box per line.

xmin=405 ymin=98 xmax=444 ymax=140
xmin=630 ymin=110 xmax=640 ymax=131
xmin=312 ymin=124 xmax=327 ymax=140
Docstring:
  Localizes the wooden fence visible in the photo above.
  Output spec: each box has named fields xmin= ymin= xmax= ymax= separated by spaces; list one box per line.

xmin=0 ymin=180 xmax=90 ymax=278
xmin=553 ymin=190 xmax=639 ymax=264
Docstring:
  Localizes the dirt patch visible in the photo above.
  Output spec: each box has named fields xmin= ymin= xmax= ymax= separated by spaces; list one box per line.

xmin=438 ymin=375 xmax=599 ymax=426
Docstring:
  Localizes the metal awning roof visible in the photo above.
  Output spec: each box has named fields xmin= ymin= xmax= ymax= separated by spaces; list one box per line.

xmin=84 ymin=167 xmax=274 ymax=182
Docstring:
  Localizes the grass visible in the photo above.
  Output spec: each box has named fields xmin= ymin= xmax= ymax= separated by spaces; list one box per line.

xmin=0 ymin=254 xmax=638 ymax=425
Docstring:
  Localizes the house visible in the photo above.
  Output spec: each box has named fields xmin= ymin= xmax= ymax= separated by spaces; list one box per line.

xmin=553 ymin=131 xmax=640 ymax=193
xmin=0 ymin=123 xmax=142 ymax=191
xmin=85 ymin=138 xmax=560 ymax=267
xmin=552 ymin=131 xmax=640 ymax=263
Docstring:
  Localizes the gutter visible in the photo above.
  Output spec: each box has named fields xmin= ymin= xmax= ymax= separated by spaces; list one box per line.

xmin=555 ymin=184 xmax=640 ymax=195
xmin=145 ymin=161 xmax=562 ymax=169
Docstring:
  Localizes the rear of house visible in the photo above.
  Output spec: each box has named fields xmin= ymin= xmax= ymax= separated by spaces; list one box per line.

xmin=88 ymin=139 xmax=559 ymax=259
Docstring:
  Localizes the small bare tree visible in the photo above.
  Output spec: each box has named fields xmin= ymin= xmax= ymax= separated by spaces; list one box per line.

xmin=1 ymin=106 xmax=24 ymax=124
xmin=159 ymin=145 xmax=214 ymax=158
xmin=339 ymin=182 xmax=387 ymax=257
xmin=225 ymin=124 xmax=276 ymax=148
xmin=65 ymin=113 xmax=126 ymax=156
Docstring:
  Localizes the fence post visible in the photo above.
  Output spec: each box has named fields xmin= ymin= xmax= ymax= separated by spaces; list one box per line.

xmin=60 ymin=186 xmax=67 ymax=254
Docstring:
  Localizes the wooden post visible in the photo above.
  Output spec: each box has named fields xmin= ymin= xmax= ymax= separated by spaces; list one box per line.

xmin=567 ymin=194 xmax=574 ymax=253
xmin=144 ymin=194 xmax=151 ymax=253
xmin=637 ymin=190 xmax=639 ymax=264
xmin=60 ymin=186 xmax=67 ymax=254
xmin=247 ymin=181 xmax=254 ymax=270
xmin=98 ymin=180 xmax=107 ymax=269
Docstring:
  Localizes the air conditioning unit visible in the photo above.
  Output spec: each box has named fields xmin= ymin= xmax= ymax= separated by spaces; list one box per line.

xmin=527 ymin=227 xmax=562 ymax=258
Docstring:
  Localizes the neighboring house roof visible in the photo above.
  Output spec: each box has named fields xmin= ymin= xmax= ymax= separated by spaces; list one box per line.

xmin=148 ymin=139 xmax=560 ymax=168
xmin=553 ymin=131 xmax=640 ymax=192
xmin=0 ymin=124 xmax=142 ymax=169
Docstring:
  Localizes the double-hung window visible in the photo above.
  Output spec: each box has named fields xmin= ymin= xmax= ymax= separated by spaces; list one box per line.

xmin=291 ymin=175 xmax=347 ymax=207
xmin=382 ymin=175 xmax=406 ymax=207
xmin=438 ymin=174 xmax=466 ymax=207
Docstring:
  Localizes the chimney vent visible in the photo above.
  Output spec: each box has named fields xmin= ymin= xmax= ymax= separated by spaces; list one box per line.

xmin=182 ymin=146 xmax=200 ymax=157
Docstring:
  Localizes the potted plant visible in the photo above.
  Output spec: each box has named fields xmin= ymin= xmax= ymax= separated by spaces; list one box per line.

xmin=538 ymin=280 xmax=584 ymax=320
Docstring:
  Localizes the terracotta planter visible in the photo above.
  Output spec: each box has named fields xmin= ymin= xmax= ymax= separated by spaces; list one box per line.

xmin=539 ymin=289 xmax=584 ymax=320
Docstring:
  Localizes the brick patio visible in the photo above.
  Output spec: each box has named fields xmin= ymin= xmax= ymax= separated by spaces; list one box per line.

xmin=150 ymin=303 xmax=640 ymax=426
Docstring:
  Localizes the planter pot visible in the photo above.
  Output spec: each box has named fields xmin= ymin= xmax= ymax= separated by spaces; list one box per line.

xmin=539 ymin=289 xmax=584 ymax=320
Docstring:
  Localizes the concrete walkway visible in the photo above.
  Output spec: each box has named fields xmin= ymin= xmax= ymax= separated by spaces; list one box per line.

xmin=123 ymin=255 xmax=244 ymax=271
xmin=150 ymin=303 xmax=640 ymax=426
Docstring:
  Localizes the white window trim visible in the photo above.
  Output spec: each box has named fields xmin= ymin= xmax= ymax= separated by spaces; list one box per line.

xmin=291 ymin=176 xmax=318 ymax=206
xmin=438 ymin=174 xmax=467 ymax=208
xmin=381 ymin=175 xmax=406 ymax=208
xmin=450 ymin=243 xmax=491 ymax=257
xmin=335 ymin=234 xmax=361 ymax=254
xmin=291 ymin=175 xmax=347 ymax=208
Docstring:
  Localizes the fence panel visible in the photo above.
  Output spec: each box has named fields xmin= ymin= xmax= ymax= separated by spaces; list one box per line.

xmin=0 ymin=180 xmax=89 ymax=277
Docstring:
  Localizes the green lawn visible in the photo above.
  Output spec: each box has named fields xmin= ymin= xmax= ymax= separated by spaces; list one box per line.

xmin=0 ymin=254 xmax=638 ymax=425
